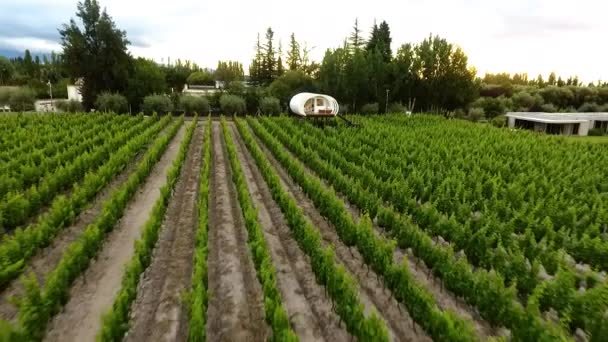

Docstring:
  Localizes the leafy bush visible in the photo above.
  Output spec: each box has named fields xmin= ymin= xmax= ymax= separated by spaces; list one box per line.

xmin=179 ymin=95 xmax=209 ymax=115
xmin=588 ymin=128 xmax=604 ymax=136
xmin=141 ymin=94 xmax=173 ymax=115
xmin=471 ymin=96 xmax=511 ymax=118
xmin=8 ymin=88 xmax=35 ymax=112
xmin=187 ymin=71 xmax=214 ymax=86
xmin=259 ymin=96 xmax=281 ymax=115
xmin=95 ymin=92 xmax=128 ymax=113
xmin=540 ymin=103 xmax=557 ymax=113
xmin=361 ymin=103 xmax=379 ymax=115
xmin=578 ymin=102 xmax=599 ymax=113
xmin=0 ymin=88 xmax=13 ymax=106
xmin=388 ymin=102 xmax=406 ymax=113
xmin=491 ymin=115 xmax=507 ymax=127
xmin=468 ymin=107 xmax=484 ymax=122
xmin=219 ymin=94 xmax=246 ymax=115
xmin=56 ymin=99 xmax=83 ymax=113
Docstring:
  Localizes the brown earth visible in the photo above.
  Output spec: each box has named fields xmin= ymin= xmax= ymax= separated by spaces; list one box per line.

xmin=42 ymin=124 xmax=186 ymax=342
xmin=205 ymin=121 xmax=268 ymax=341
xmin=229 ymin=122 xmax=351 ymax=342
xmin=248 ymin=123 xmax=431 ymax=342
xmin=125 ymin=122 xmax=204 ymax=342
xmin=0 ymin=124 xmax=170 ymax=323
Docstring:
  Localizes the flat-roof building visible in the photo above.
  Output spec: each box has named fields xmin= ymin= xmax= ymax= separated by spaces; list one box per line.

xmin=506 ymin=112 xmax=608 ymax=136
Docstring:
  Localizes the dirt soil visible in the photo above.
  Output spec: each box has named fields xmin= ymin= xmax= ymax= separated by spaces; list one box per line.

xmin=125 ymin=122 xmax=204 ymax=342
xmin=289 ymin=130 xmax=498 ymax=339
xmin=205 ymin=122 xmax=268 ymax=341
xmin=229 ymin=123 xmax=351 ymax=342
xmin=42 ymin=125 xmax=186 ymax=342
xmin=0 ymin=125 xmax=170 ymax=323
xmin=249 ymin=126 xmax=430 ymax=342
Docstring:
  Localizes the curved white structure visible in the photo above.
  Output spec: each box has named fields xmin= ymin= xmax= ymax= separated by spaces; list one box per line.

xmin=289 ymin=93 xmax=339 ymax=117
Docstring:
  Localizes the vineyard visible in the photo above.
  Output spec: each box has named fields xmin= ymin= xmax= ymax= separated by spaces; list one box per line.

xmin=0 ymin=112 xmax=606 ymax=341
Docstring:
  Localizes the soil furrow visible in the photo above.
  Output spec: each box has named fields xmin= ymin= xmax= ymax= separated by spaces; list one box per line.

xmin=0 ymin=124 xmax=170 ymax=323
xmin=206 ymin=121 xmax=267 ymax=342
xmin=42 ymin=125 xmax=186 ymax=342
xmin=229 ymin=122 xmax=351 ymax=342
xmin=250 ymin=127 xmax=430 ymax=342
xmin=125 ymin=122 xmax=204 ymax=342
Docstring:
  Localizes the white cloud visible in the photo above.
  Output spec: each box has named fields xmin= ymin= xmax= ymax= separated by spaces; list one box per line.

xmin=1 ymin=0 xmax=607 ymax=82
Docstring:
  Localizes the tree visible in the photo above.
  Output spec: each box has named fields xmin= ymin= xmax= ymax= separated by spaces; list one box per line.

xmin=349 ymin=18 xmax=365 ymax=51
xmin=376 ymin=21 xmax=392 ymax=62
xmin=95 ymin=92 xmax=128 ymax=113
xmin=548 ymin=72 xmax=557 ymax=86
xmin=60 ymin=0 xmax=131 ymax=110
xmin=126 ymin=58 xmax=166 ymax=112
xmin=259 ymin=96 xmax=281 ymax=115
xmin=276 ymin=41 xmax=285 ymax=78
xmin=215 ymin=61 xmax=244 ymax=86
xmin=261 ymin=27 xmax=276 ymax=85
xmin=249 ymin=33 xmax=264 ymax=86
xmin=268 ymin=70 xmax=316 ymax=106
xmin=286 ymin=33 xmax=301 ymax=71
xmin=23 ymin=50 xmax=37 ymax=78
xmin=141 ymin=94 xmax=173 ymax=115
xmin=187 ymin=70 xmax=214 ymax=85
xmin=0 ymin=57 xmax=15 ymax=85
xmin=219 ymin=94 xmax=246 ymax=115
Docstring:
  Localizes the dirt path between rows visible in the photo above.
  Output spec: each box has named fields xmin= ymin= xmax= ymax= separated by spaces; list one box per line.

xmin=125 ymin=122 xmax=204 ymax=342
xmin=229 ymin=123 xmax=350 ymax=342
xmin=205 ymin=122 xmax=268 ymax=341
xmin=249 ymin=125 xmax=430 ymax=342
xmin=43 ymin=125 xmax=186 ymax=342
xmin=0 ymin=124 xmax=170 ymax=324
xmin=289 ymin=126 xmax=498 ymax=339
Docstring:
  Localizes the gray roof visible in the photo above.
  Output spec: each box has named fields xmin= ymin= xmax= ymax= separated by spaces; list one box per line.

xmin=506 ymin=112 xmax=608 ymax=124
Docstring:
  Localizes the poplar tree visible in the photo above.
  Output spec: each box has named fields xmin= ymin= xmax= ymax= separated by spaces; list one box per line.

xmin=287 ymin=33 xmax=301 ymax=71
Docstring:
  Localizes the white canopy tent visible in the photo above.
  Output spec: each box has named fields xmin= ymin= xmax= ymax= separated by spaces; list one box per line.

xmin=289 ymin=93 xmax=339 ymax=117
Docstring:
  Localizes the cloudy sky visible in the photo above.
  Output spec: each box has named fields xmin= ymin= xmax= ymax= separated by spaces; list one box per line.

xmin=1 ymin=0 xmax=607 ymax=82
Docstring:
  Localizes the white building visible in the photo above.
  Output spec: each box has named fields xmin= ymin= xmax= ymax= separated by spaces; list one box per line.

xmin=506 ymin=112 xmax=608 ymax=136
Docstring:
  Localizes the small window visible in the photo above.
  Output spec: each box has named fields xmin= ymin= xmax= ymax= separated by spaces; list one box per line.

xmin=317 ymin=98 xmax=324 ymax=106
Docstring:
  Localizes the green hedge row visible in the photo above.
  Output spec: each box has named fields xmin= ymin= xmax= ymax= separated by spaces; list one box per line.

xmin=221 ymin=118 xmax=297 ymax=340
xmin=98 ymin=116 xmax=198 ymax=341
xmin=0 ymin=115 xmax=171 ymax=288
xmin=235 ymin=118 xmax=388 ymax=341
xmin=8 ymin=117 xmax=184 ymax=341
xmin=187 ymin=117 xmax=212 ymax=342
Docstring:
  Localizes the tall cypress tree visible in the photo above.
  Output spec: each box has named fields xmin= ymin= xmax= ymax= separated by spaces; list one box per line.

xmin=349 ymin=18 xmax=365 ymax=51
xmin=377 ymin=21 xmax=392 ymax=62
xmin=261 ymin=27 xmax=276 ymax=85
xmin=249 ymin=33 xmax=263 ymax=85
xmin=287 ymin=33 xmax=301 ymax=71
xmin=276 ymin=40 xmax=285 ymax=77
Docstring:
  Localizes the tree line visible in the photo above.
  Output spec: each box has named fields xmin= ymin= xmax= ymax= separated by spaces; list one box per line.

xmin=1 ymin=0 xmax=607 ymax=116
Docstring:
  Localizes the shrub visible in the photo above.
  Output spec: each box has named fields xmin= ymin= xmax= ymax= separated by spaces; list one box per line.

xmin=179 ymin=95 xmax=209 ymax=115
xmin=259 ymin=96 xmax=281 ymax=115
xmin=95 ymin=92 xmax=128 ymax=113
xmin=8 ymin=88 xmax=35 ymax=112
xmin=361 ymin=103 xmax=379 ymax=115
xmin=141 ymin=94 xmax=173 ymax=115
xmin=578 ymin=102 xmax=599 ymax=113
xmin=598 ymin=103 xmax=608 ymax=112
xmin=219 ymin=94 xmax=246 ymax=115
xmin=187 ymin=71 xmax=214 ymax=86
xmin=0 ymin=88 xmax=12 ymax=106
xmin=468 ymin=107 xmax=484 ymax=122
xmin=588 ymin=128 xmax=604 ymax=136
xmin=388 ymin=102 xmax=406 ymax=113
xmin=56 ymin=99 xmax=83 ymax=113
xmin=491 ymin=115 xmax=507 ymax=128
xmin=540 ymin=103 xmax=557 ymax=113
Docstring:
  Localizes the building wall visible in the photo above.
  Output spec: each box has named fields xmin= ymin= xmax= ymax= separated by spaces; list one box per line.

xmin=578 ymin=121 xmax=590 ymax=136
xmin=67 ymin=86 xmax=82 ymax=102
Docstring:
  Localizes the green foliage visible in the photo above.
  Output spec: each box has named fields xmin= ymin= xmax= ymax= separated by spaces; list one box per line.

xmin=491 ymin=115 xmax=507 ymax=127
xmin=55 ymin=99 xmax=83 ymax=113
xmin=7 ymin=88 xmax=35 ymax=112
xmin=141 ymin=94 xmax=173 ymax=115
xmin=214 ymin=61 xmax=244 ymax=86
xmin=12 ymin=117 xmax=183 ymax=340
xmin=268 ymin=70 xmax=315 ymax=106
xmin=187 ymin=70 xmax=214 ymax=86
xmin=179 ymin=95 xmax=209 ymax=115
xmin=188 ymin=118 xmax=212 ymax=342
xmin=0 ymin=56 xmax=15 ymax=85
xmin=99 ymin=117 xmax=197 ymax=341
xmin=219 ymin=94 xmax=246 ymax=115
xmin=126 ymin=58 xmax=167 ymax=112
xmin=60 ymin=0 xmax=131 ymax=110
xmin=588 ymin=128 xmax=604 ymax=136
xmin=259 ymin=96 xmax=281 ymax=115
xmin=387 ymin=102 xmax=406 ymax=113
xmin=95 ymin=92 xmax=128 ymax=113
xmin=578 ymin=102 xmax=600 ymax=112
xmin=221 ymin=118 xmax=297 ymax=340
xmin=361 ymin=103 xmax=379 ymax=115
